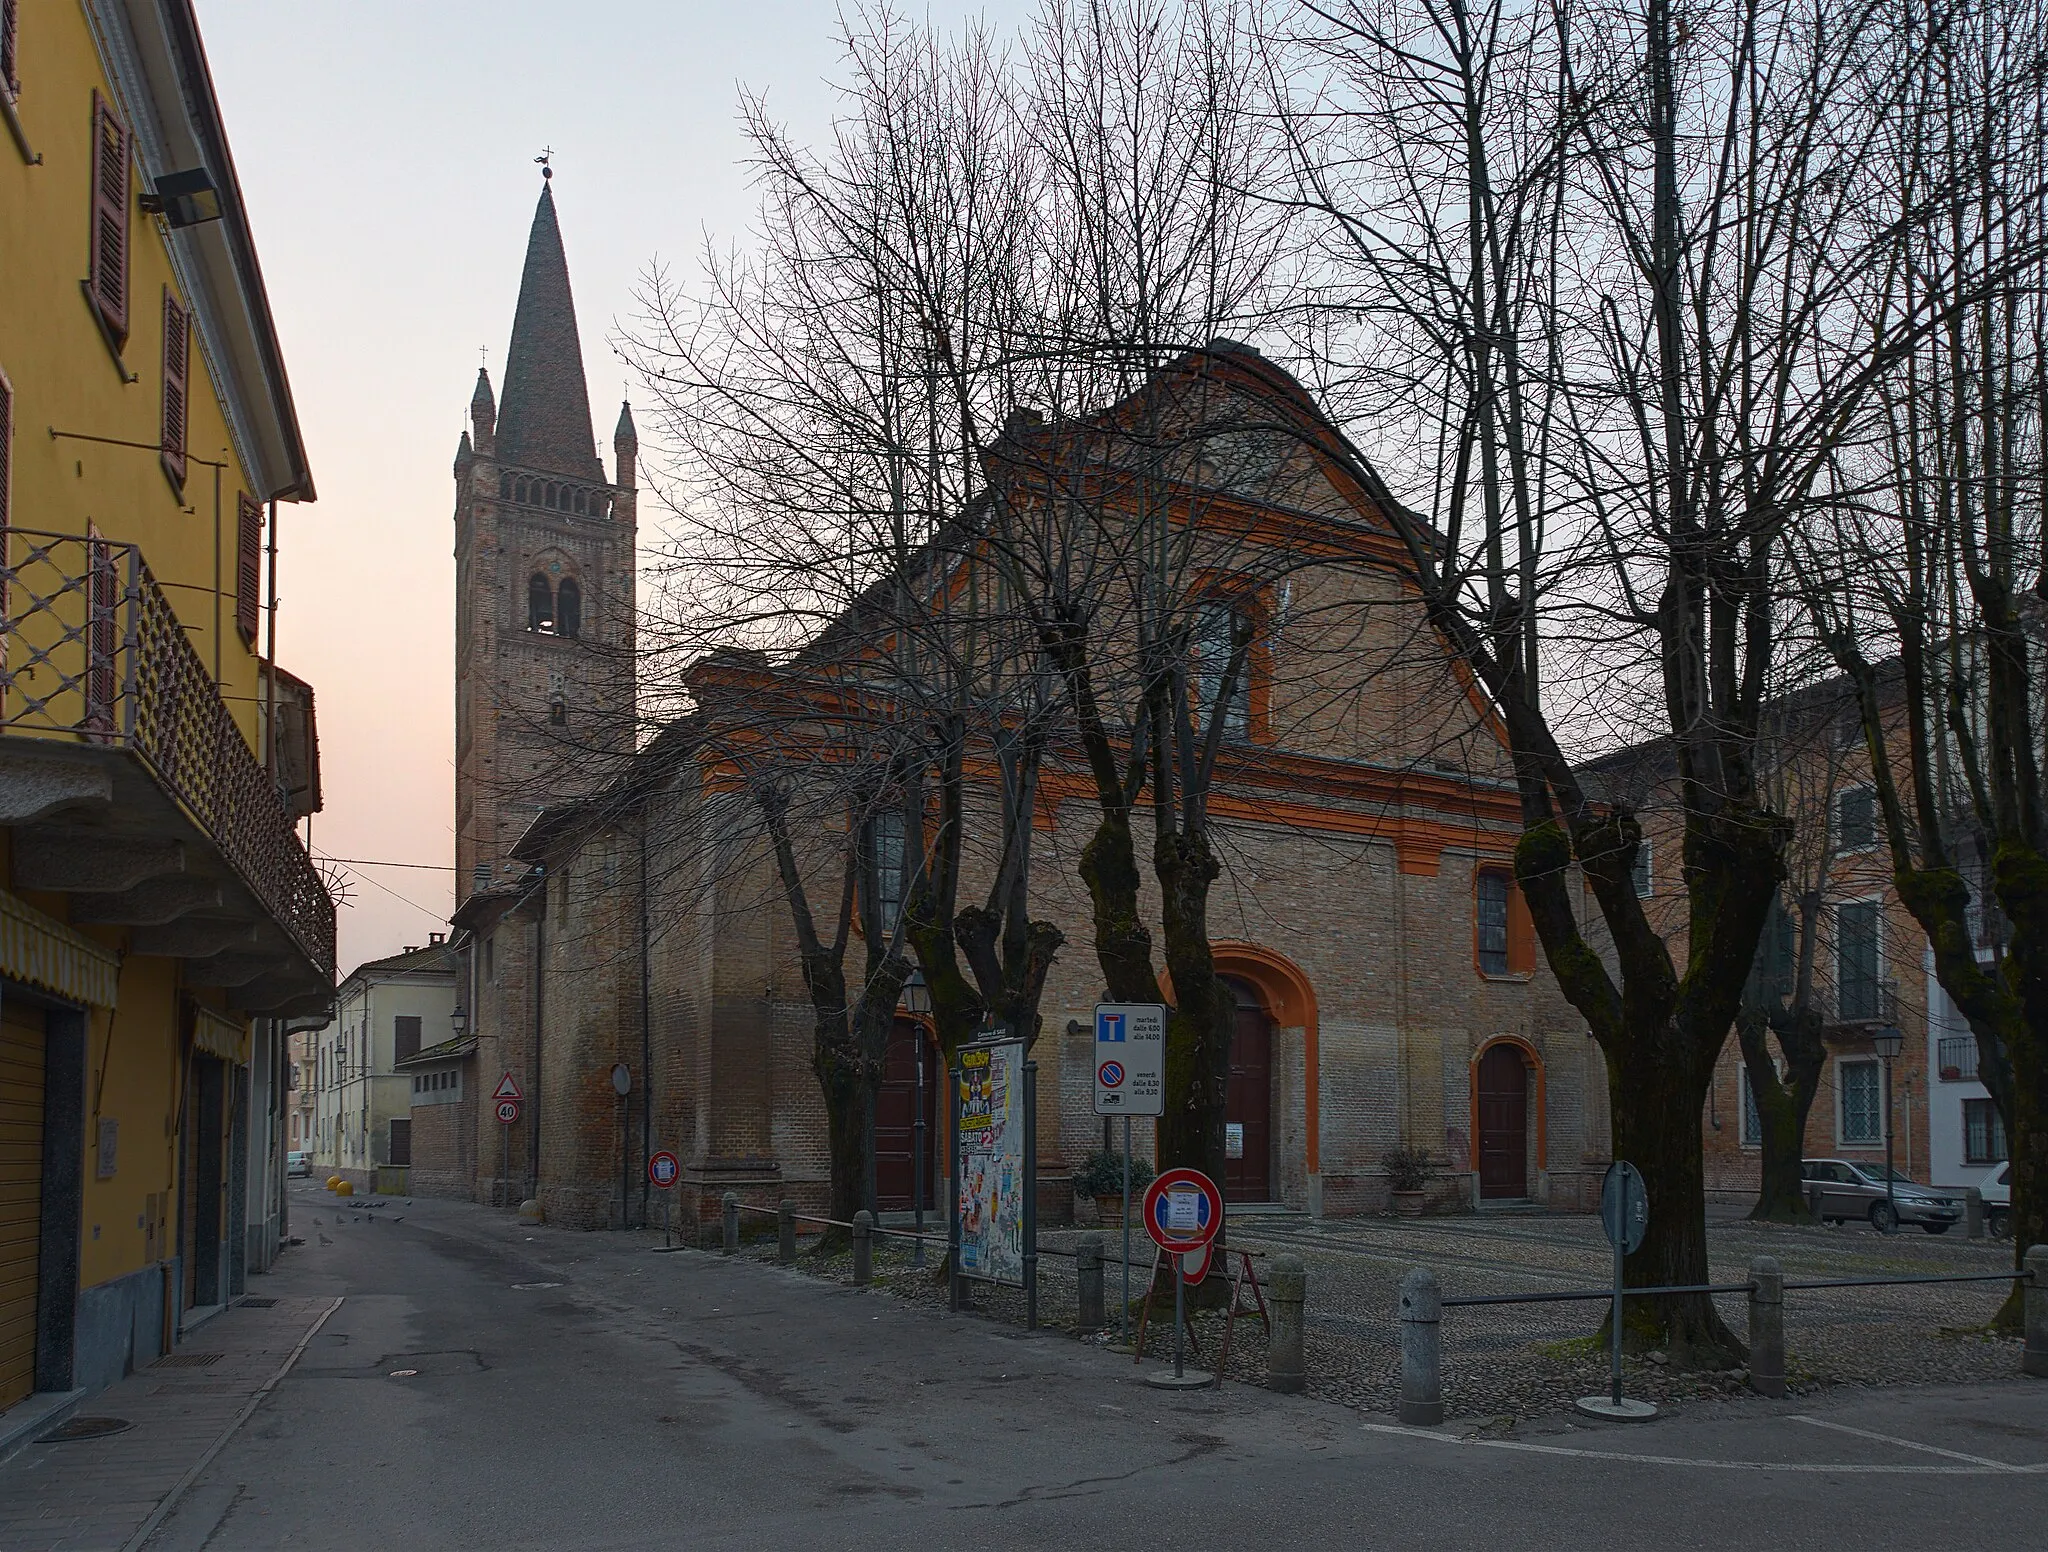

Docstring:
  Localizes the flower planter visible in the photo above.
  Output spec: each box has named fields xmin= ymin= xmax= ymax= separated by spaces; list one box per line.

xmin=1391 ymin=1189 xmax=1426 ymax=1217
xmin=1093 ymin=1194 xmax=1124 ymax=1226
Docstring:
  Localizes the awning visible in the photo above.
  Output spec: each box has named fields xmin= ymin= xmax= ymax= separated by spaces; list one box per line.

xmin=0 ymin=889 xmax=120 ymax=1007
xmin=190 ymin=1002 xmax=249 ymax=1065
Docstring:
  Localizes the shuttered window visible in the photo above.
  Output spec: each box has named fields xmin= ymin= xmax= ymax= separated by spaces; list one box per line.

xmin=393 ymin=1015 xmax=421 ymax=1065
xmin=0 ymin=368 xmax=12 ymax=616
xmin=1837 ymin=900 xmax=1882 ymax=1020
xmin=2 ymin=0 xmax=20 ymax=102
xmin=386 ymin=1118 xmax=411 ymax=1168
xmin=235 ymin=494 xmax=260 ymax=643
xmin=160 ymin=290 xmax=188 ymax=487
xmin=88 ymin=92 xmax=129 ymax=345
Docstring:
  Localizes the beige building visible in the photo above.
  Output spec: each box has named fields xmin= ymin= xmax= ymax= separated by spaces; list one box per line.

xmin=309 ymin=941 xmax=456 ymax=1191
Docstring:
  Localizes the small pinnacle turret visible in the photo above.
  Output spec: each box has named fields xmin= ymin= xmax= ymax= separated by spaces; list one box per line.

xmin=614 ymin=400 xmax=637 ymax=490
xmin=471 ymin=368 xmax=496 ymax=451
xmin=455 ymin=428 xmax=475 ymax=477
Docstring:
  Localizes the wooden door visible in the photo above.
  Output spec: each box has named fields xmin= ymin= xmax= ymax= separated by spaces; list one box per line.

xmin=0 ymin=997 xmax=45 ymax=1409
xmin=1476 ymin=1044 xmax=1529 ymax=1199
xmin=1225 ymin=1003 xmax=1273 ymax=1202
xmin=874 ymin=1019 xmax=934 ymax=1212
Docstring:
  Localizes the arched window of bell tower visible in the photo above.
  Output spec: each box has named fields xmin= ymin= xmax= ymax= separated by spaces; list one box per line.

xmin=528 ymin=572 xmax=555 ymax=632
xmin=499 ymin=472 xmax=511 ymax=499
xmin=515 ymin=477 xmax=530 ymax=504
xmin=556 ymin=577 xmax=582 ymax=639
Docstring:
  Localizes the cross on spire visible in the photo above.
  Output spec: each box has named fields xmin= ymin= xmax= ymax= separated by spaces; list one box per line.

xmin=535 ymin=146 xmax=554 ymax=180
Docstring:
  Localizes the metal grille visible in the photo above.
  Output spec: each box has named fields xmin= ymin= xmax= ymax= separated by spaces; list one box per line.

xmin=152 ymin=1351 xmax=224 ymax=1369
xmin=0 ymin=529 xmax=334 ymax=977
xmin=237 ymin=1297 xmax=278 ymax=1308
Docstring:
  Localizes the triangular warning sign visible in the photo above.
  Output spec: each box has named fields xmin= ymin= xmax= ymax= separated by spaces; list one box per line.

xmin=493 ymin=1071 xmax=523 ymax=1101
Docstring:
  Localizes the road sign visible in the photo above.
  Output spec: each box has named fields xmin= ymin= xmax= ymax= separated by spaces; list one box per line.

xmin=1178 ymin=1241 xmax=1213 ymax=1285
xmin=1142 ymin=1167 xmax=1223 ymax=1253
xmin=493 ymin=1072 xmax=523 ymax=1101
xmin=1599 ymin=1161 xmax=1649 ymax=1253
xmin=647 ymin=1150 xmax=680 ymax=1189
xmin=1092 ymin=1004 xmax=1165 ymax=1116
xmin=495 ymin=1097 xmax=521 ymax=1125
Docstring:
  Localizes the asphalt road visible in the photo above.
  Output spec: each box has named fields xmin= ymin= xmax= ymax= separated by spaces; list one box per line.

xmin=146 ymin=1185 xmax=2046 ymax=1550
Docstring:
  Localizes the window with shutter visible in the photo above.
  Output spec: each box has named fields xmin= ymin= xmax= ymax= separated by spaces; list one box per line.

xmin=0 ymin=367 xmax=12 ymax=617
xmin=1836 ymin=900 xmax=1882 ymax=1020
xmin=160 ymin=290 xmax=188 ymax=487
xmin=235 ymin=493 xmax=260 ymax=643
xmin=2 ymin=0 xmax=20 ymax=102
xmin=88 ymin=93 xmax=129 ymax=344
xmin=393 ymin=1015 xmax=421 ymax=1065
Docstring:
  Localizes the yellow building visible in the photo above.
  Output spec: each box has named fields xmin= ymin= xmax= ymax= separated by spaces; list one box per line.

xmin=0 ymin=0 xmax=331 ymax=1441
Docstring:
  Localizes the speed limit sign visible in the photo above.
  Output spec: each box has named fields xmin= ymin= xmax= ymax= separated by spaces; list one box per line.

xmin=495 ymin=1096 xmax=521 ymax=1125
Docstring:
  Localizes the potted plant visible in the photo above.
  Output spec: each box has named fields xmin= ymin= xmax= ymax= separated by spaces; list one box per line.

xmin=1382 ymin=1145 xmax=1437 ymax=1216
xmin=1072 ymin=1150 xmax=1155 ymax=1225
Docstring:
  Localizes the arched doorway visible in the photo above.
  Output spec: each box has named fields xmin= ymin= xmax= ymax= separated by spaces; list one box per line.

xmin=1221 ymin=977 xmax=1273 ymax=1203
xmin=1475 ymin=1043 xmax=1530 ymax=1199
xmin=875 ymin=1018 xmax=936 ymax=1211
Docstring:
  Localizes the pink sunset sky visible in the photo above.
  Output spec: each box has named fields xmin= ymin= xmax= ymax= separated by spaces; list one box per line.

xmin=196 ymin=2 xmax=1028 ymax=974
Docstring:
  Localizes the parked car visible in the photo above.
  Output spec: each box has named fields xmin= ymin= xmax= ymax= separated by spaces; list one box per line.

xmin=1800 ymin=1158 xmax=1961 ymax=1234
xmin=287 ymin=1150 xmax=312 ymax=1178
xmin=1979 ymin=1162 xmax=2011 ymax=1239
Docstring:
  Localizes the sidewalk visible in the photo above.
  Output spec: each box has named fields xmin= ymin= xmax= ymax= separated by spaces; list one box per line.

xmin=0 ymin=1295 xmax=338 ymax=1552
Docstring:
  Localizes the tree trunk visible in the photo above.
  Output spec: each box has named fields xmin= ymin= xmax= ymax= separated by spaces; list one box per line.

xmin=1155 ymin=828 xmax=1229 ymax=1187
xmin=1736 ymin=1012 xmax=1822 ymax=1224
xmin=1079 ymin=812 xmax=1165 ymax=1004
xmin=1995 ymin=840 xmax=2047 ymax=1329
xmin=1605 ymin=1030 xmax=1745 ymax=1367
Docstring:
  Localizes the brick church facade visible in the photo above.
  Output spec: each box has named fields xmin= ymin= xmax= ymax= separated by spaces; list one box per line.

xmin=414 ymin=175 xmax=1621 ymax=1230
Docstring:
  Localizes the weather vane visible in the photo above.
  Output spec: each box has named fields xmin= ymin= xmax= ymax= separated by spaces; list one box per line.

xmin=536 ymin=146 xmax=554 ymax=180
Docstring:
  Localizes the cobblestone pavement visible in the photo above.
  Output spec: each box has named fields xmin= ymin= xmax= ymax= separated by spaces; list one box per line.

xmin=731 ymin=1205 xmax=2030 ymax=1423
xmin=0 ymin=1296 xmax=338 ymax=1552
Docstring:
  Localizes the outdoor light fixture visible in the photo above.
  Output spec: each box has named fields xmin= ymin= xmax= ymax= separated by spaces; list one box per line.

xmin=450 ymin=1005 xmax=468 ymax=1037
xmin=1872 ymin=1021 xmax=1905 ymax=1227
xmin=901 ymin=968 xmax=931 ymax=1017
xmin=140 ymin=168 xmax=223 ymax=228
xmin=1870 ymin=1025 xmax=1904 ymax=1061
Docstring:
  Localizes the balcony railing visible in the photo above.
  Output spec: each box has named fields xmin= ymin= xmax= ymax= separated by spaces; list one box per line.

xmin=1937 ymin=1035 xmax=1980 ymax=1082
xmin=1 ymin=528 xmax=335 ymax=977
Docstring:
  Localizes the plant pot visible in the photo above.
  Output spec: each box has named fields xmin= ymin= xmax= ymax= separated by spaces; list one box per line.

xmin=1391 ymin=1189 xmax=1426 ymax=1217
xmin=1093 ymin=1195 xmax=1124 ymax=1226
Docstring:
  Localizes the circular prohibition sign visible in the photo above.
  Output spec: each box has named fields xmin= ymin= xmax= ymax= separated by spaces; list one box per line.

xmin=494 ymin=1097 xmax=522 ymax=1125
xmin=647 ymin=1150 xmax=681 ymax=1190
xmin=1141 ymin=1167 xmax=1223 ymax=1253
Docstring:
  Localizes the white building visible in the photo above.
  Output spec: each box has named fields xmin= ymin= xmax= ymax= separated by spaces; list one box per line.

xmin=1924 ymin=949 xmax=2008 ymax=1189
xmin=309 ymin=939 xmax=459 ymax=1190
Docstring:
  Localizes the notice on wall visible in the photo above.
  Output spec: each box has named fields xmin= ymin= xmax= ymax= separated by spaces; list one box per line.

xmin=956 ymin=1040 xmax=1025 ymax=1287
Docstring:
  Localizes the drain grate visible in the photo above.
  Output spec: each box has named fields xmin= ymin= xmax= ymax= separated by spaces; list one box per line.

xmin=238 ymin=1297 xmax=278 ymax=1308
xmin=153 ymin=1351 xmax=225 ymax=1369
xmin=37 ymin=1416 xmax=133 ymax=1443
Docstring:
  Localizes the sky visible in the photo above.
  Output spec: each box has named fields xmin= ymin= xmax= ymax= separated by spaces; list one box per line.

xmin=195 ymin=2 xmax=1030 ymax=973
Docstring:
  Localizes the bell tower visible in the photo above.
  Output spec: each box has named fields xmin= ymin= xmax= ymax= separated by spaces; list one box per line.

xmin=453 ymin=168 xmax=637 ymax=904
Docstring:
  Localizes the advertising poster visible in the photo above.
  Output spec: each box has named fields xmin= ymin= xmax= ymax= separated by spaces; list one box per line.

xmin=956 ymin=1040 xmax=1025 ymax=1286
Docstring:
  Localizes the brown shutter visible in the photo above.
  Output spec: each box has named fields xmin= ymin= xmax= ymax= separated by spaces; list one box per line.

xmin=1 ymin=0 xmax=20 ymax=101
xmin=87 ymin=93 xmax=129 ymax=344
xmin=235 ymin=493 xmax=261 ymax=643
xmin=393 ymin=1016 xmax=421 ymax=1065
xmin=160 ymin=290 xmax=188 ymax=486
xmin=0 ymin=370 xmax=11 ymax=616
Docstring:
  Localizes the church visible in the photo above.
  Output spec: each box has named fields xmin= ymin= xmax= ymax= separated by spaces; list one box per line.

xmin=408 ymin=172 xmax=1615 ymax=1232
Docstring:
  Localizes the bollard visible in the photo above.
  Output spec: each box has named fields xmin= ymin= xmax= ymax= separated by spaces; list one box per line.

xmin=1748 ymin=1256 xmax=1786 ymax=1398
xmin=1076 ymin=1235 xmax=1106 ymax=1333
xmin=1397 ymin=1267 xmax=1442 ymax=1424
xmin=1965 ymin=1188 xmax=1984 ymax=1240
xmin=722 ymin=1191 xmax=738 ymax=1255
xmin=1269 ymin=1255 xmax=1307 ymax=1395
xmin=852 ymin=1211 xmax=873 ymax=1285
xmin=2025 ymin=1244 xmax=2048 ymax=1380
xmin=778 ymin=1199 xmax=797 ymax=1264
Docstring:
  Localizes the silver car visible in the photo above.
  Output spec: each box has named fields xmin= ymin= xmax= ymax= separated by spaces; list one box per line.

xmin=1979 ymin=1162 xmax=2011 ymax=1239
xmin=1801 ymin=1158 xmax=1961 ymax=1234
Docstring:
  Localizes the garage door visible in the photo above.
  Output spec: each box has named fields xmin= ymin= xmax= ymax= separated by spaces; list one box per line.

xmin=0 ymin=997 xmax=44 ymax=1410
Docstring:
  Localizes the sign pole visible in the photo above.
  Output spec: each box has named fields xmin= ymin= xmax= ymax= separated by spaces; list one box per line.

xmin=1121 ymin=1115 xmax=1132 ymax=1343
xmin=1578 ymin=1160 xmax=1655 ymax=1421
xmin=947 ymin=1056 xmax=962 ymax=1313
xmin=1173 ymin=1256 xmax=1186 ymax=1380
xmin=1024 ymin=1061 xmax=1038 ymax=1333
xmin=1610 ymin=1218 xmax=1624 ymax=1408
xmin=500 ymin=1119 xmax=510 ymax=1210
xmin=663 ymin=1190 xmax=672 ymax=1251
xmin=912 ymin=1038 xmax=926 ymax=1268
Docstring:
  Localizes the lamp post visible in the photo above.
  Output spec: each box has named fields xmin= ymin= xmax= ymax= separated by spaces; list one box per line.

xmin=450 ymin=1005 xmax=468 ymax=1038
xmin=903 ymin=971 xmax=931 ymax=1268
xmin=1871 ymin=1022 xmax=1904 ymax=1229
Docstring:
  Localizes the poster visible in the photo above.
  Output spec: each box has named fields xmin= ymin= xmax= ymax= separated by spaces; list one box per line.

xmin=956 ymin=1039 xmax=1025 ymax=1286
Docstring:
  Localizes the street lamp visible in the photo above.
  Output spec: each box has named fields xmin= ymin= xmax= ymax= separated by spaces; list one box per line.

xmin=902 ymin=969 xmax=930 ymax=1266
xmin=1871 ymin=1022 xmax=1905 ymax=1229
xmin=450 ymin=1005 xmax=468 ymax=1037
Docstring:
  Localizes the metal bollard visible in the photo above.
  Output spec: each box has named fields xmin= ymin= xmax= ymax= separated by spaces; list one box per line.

xmin=852 ymin=1211 xmax=873 ymax=1285
xmin=1076 ymin=1235 xmax=1106 ymax=1332
xmin=722 ymin=1191 xmax=738 ymax=1255
xmin=1965 ymin=1188 xmax=1984 ymax=1240
xmin=2025 ymin=1245 xmax=2048 ymax=1380
xmin=1269 ymin=1254 xmax=1307 ymax=1395
xmin=778 ymin=1199 xmax=797 ymax=1264
xmin=1398 ymin=1267 xmax=1442 ymax=1424
xmin=1748 ymin=1256 xmax=1786 ymax=1397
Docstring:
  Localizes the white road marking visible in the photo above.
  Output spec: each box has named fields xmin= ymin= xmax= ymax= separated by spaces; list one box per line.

xmin=1789 ymin=1413 xmax=2030 ymax=1471
xmin=1356 ymin=1421 xmax=2048 ymax=1475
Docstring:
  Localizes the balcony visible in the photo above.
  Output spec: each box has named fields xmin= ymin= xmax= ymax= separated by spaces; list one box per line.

xmin=1937 ymin=1035 xmax=1980 ymax=1082
xmin=0 ymin=529 xmax=334 ymax=1010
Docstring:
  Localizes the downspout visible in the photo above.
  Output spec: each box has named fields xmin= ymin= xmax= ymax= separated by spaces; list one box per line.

xmin=638 ymin=812 xmax=652 ymax=1229
xmin=529 ymin=875 xmax=544 ymax=1201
